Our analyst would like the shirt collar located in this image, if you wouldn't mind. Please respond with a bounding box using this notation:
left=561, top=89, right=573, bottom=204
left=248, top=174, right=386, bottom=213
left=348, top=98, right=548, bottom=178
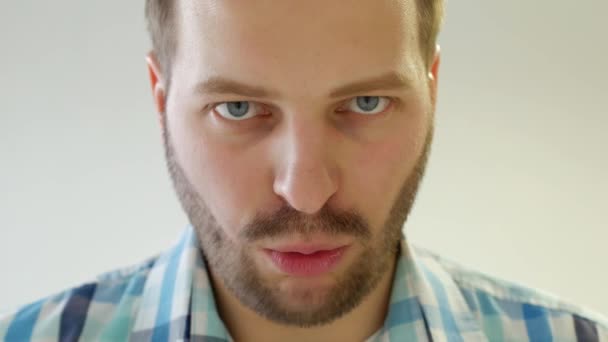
left=132, top=226, right=485, bottom=341
left=131, top=226, right=230, bottom=341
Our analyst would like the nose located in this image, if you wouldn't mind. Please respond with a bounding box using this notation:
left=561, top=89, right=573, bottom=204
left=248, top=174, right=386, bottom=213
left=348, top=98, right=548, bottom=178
left=272, top=116, right=338, bottom=215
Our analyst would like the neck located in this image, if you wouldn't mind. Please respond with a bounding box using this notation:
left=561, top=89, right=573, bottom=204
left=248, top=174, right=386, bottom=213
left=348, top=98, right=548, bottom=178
left=209, top=255, right=398, bottom=342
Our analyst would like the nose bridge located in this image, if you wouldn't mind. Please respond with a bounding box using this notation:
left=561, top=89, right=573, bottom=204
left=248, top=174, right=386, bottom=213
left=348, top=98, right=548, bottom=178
left=288, top=115, right=326, bottom=164
left=273, top=113, right=338, bottom=215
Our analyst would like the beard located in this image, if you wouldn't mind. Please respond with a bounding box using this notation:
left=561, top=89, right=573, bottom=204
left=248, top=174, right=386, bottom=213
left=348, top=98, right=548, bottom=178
left=162, top=119, right=432, bottom=328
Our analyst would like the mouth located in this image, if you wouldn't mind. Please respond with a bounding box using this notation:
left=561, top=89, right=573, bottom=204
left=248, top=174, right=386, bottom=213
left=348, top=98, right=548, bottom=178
left=262, top=244, right=349, bottom=277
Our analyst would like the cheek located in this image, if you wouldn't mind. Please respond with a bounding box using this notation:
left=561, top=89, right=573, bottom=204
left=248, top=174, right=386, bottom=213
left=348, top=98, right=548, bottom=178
left=168, top=109, right=270, bottom=238
left=347, top=111, right=428, bottom=230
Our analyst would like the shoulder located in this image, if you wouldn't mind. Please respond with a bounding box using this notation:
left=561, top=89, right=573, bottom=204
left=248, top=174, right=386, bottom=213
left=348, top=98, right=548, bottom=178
left=413, top=246, right=608, bottom=341
left=0, top=256, right=158, bottom=341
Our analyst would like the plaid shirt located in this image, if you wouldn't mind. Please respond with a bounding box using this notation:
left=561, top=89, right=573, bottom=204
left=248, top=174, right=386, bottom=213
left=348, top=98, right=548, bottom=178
left=1, top=226, right=607, bottom=341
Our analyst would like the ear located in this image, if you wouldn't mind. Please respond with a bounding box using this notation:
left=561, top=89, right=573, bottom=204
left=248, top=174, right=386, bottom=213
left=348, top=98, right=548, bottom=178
left=146, top=52, right=167, bottom=133
left=428, top=44, right=441, bottom=109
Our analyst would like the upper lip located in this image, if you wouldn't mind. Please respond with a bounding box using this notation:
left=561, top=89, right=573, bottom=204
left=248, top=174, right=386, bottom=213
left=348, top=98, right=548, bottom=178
left=264, top=243, right=349, bottom=255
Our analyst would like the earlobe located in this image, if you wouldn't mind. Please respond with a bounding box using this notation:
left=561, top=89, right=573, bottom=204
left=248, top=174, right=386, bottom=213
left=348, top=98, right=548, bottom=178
left=146, top=52, right=167, bottom=135
left=428, top=44, right=441, bottom=82
left=428, top=44, right=441, bottom=106
left=146, top=52, right=167, bottom=114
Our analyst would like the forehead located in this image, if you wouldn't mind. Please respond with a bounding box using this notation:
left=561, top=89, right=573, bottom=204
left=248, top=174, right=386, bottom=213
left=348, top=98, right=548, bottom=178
left=174, top=0, right=422, bottom=97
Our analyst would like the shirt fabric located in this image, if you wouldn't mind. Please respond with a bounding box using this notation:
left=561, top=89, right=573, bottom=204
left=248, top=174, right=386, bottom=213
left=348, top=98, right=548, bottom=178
left=1, top=226, right=607, bottom=341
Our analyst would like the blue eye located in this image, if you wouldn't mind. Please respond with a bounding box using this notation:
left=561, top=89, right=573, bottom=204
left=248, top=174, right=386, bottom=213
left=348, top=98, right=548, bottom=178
left=347, top=96, right=390, bottom=115
left=215, top=101, right=259, bottom=120
left=227, top=102, right=249, bottom=117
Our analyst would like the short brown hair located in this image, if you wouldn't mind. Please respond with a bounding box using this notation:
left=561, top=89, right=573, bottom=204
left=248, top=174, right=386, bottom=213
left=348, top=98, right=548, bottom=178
left=145, top=0, right=444, bottom=87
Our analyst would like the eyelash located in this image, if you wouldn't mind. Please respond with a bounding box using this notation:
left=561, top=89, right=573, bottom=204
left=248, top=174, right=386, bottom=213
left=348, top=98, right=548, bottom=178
left=208, top=96, right=395, bottom=120
left=338, top=97, right=394, bottom=115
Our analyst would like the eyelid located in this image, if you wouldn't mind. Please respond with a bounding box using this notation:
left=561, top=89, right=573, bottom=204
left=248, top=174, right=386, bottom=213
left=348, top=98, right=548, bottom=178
left=208, top=96, right=394, bottom=121
left=339, top=96, right=394, bottom=115
left=212, top=101, right=271, bottom=121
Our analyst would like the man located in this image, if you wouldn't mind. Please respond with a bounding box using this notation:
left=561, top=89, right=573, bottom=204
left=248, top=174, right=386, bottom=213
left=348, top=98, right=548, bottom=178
left=1, top=0, right=607, bottom=341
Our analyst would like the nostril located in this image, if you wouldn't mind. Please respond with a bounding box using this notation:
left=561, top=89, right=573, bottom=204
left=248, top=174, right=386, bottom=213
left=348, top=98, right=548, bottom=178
left=272, top=151, right=338, bottom=216
left=273, top=180, right=332, bottom=215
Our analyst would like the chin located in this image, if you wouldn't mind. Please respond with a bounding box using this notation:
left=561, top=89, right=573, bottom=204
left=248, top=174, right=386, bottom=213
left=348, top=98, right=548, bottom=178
left=274, top=279, right=335, bottom=310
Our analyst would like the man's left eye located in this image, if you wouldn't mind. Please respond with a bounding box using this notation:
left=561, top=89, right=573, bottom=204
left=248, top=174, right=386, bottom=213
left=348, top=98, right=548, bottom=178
left=346, top=96, right=391, bottom=115
left=214, top=101, right=262, bottom=121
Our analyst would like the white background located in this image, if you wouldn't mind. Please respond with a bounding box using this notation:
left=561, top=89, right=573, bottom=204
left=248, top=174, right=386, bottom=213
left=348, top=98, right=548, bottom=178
left=1, top=0, right=607, bottom=316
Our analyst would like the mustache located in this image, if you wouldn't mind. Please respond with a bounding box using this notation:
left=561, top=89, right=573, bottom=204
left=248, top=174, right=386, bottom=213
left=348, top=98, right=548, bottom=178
left=241, top=205, right=371, bottom=242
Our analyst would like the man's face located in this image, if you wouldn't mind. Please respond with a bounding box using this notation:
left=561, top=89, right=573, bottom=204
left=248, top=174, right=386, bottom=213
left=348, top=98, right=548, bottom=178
left=159, top=0, right=436, bottom=327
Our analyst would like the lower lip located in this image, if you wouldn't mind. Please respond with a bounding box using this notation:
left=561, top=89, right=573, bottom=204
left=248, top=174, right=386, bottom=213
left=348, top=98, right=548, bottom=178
left=264, top=247, right=348, bottom=277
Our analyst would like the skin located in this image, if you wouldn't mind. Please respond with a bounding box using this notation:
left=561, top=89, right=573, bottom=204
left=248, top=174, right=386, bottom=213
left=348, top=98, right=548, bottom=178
left=147, top=0, right=440, bottom=340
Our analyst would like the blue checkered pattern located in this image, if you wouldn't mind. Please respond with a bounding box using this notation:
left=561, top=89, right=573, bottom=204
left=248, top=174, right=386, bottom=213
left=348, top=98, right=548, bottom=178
left=1, top=226, right=607, bottom=341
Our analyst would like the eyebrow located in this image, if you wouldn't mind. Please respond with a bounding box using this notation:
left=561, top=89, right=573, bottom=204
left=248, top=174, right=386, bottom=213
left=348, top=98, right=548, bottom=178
left=194, top=77, right=278, bottom=98
left=329, top=72, right=413, bottom=98
left=193, top=71, right=413, bottom=99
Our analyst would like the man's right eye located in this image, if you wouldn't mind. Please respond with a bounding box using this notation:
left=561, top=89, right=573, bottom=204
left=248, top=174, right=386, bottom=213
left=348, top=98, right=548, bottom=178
left=214, top=101, right=263, bottom=121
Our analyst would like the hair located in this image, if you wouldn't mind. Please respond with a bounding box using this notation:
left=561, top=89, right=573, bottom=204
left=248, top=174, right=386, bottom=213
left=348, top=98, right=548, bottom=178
left=145, top=0, right=444, bottom=90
